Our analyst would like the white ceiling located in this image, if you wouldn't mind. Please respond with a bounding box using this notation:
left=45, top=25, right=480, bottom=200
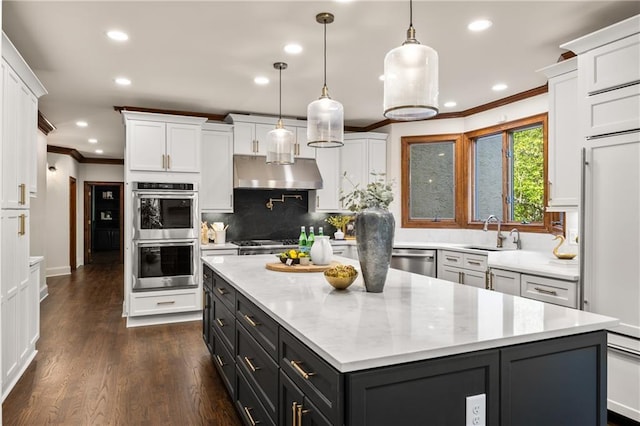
left=3, top=1, right=639, bottom=159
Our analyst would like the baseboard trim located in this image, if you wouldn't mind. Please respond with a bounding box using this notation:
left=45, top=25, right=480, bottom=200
left=46, top=266, right=70, bottom=277
left=126, top=311, right=201, bottom=328
left=39, top=284, right=49, bottom=301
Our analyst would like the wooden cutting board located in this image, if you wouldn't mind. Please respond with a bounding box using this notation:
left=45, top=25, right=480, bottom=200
left=265, top=261, right=339, bottom=273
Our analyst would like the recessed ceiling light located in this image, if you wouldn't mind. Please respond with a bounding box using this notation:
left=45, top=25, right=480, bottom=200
left=468, top=19, right=493, bottom=32
left=254, top=76, right=269, bottom=85
left=106, top=30, right=129, bottom=41
left=115, top=77, right=131, bottom=86
left=76, top=121, right=88, bottom=127
left=379, top=75, right=385, bottom=82
left=492, top=83, right=508, bottom=91
left=95, top=149, right=104, bottom=154
left=88, top=138, right=98, bottom=144
left=444, top=101, right=457, bottom=108
left=284, top=43, right=303, bottom=54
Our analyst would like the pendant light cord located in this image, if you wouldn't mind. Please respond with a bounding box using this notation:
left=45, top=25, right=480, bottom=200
left=323, top=21, right=327, bottom=88
left=278, top=66, right=282, bottom=120
left=409, top=0, right=413, bottom=27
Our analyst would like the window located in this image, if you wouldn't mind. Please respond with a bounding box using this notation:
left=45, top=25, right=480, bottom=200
left=466, top=114, right=549, bottom=230
left=402, top=113, right=559, bottom=233
left=401, top=134, right=464, bottom=228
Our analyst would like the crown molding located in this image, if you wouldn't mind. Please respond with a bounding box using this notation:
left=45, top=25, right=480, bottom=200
left=47, top=145, right=124, bottom=165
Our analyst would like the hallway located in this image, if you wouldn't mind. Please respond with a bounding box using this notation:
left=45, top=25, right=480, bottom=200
left=2, top=259, right=240, bottom=425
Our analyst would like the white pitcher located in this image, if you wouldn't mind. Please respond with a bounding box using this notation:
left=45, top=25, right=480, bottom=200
left=310, top=236, right=333, bottom=265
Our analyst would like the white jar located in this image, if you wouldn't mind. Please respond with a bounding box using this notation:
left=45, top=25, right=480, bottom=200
left=310, top=236, right=333, bottom=265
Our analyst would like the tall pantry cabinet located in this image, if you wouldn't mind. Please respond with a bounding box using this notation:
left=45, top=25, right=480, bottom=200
left=1, top=32, right=47, bottom=401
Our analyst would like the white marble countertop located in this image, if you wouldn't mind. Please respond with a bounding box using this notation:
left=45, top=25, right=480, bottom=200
left=203, top=254, right=615, bottom=373
left=200, top=243, right=238, bottom=251
left=487, top=250, right=579, bottom=281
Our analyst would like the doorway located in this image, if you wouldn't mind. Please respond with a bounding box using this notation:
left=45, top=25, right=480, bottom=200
left=70, top=177, right=77, bottom=271
left=84, top=182, right=124, bottom=264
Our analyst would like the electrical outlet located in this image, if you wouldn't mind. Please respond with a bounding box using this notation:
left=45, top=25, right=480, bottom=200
left=568, top=229, right=579, bottom=246
left=466, top=394, right=486, bottom=426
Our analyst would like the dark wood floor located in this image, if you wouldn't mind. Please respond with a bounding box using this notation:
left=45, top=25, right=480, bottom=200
left=2, top=257, right=241, bottom=425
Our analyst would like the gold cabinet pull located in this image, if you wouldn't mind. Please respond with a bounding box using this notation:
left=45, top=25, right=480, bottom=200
left=468, top=260, right=482, bottom=266
left=215, top=354, right=225, bottom=367
left=297, top=405, right=310, bottom=426
left=488, top=272, right=494, bottom=290
left=534, top=287, right=558, bottom=296
left=292, top=402, right=298, bottom=426
left=255, top=140, right=259, bottom=153
left=19, top=183, right=26, bottom=205
left=216, top=287, right=227, bottom=296
left=18, top=214, right=26, bottom=236
left=243, top=406, right=258, bottom=426
left=215, top=318, right=225, bottom=327
left=244, top=314, right=259, bottom=327
left=156, top=300, right=175, bottom=305
left=167, top=154, right=171, bottom=169
left=290, top=360, right=315, bottom=380
left=445, top=256, right=458, bottom=262
left=244, top=356, right=260, bottom=373
left=316, top=196, right=320, bottom=208
left=162, top=154, right=166, bottom=169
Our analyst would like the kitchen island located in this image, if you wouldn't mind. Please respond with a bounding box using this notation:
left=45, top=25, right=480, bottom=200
left=202, top=254, right=617, bottom=426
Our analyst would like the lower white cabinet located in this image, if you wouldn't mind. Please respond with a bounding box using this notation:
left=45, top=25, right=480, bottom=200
left=520, top=273, right=578, bottom=309
left=331, top=244, right=357, bottom=260
left=1, top=210, right=39, bottom=401
left=129, top=288, right=202, bottom=317
left=488, top=268, right=521, bottom=296
left=607, top=335, right=640, bottom=422
left=438, top=250, right=487, bottom=289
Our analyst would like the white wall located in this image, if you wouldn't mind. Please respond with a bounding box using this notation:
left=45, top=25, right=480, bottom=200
left=382, top=94, right=563, bottom=252
left=45, top=152, right=79, bottom=276
left=30, top=131, right=48, bottom=294
left=77, top=163, right=124, bottom=267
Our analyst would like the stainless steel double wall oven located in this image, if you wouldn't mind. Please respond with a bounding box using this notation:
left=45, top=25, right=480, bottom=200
left=132, top=182, right=198, bottom=292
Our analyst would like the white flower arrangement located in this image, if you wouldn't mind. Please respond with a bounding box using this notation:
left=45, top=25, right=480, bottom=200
left=340, top=172, right=395, bottom=212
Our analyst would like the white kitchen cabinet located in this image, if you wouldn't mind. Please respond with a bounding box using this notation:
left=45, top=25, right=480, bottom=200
left=438, top=250, right=487, bottom=289
left=313, top=146, right=342, bottom=212
left=124, top=111, right=206, bottom=173
left=488, top=268, right=520, bottom=296
left=294, top=127, right=316, bottom=159
left=331, top=244, right=357, bottom=260
left=1, top=210, right=34, bottom=400
left=520, top=273, right=578, bottom=309
left=539, top=58, right=579, bottom=210
left=129, top=288, right=202, bottom=317
left=340, top=133, right=388, bottom=208
left=200, top=123, right=234, bottom=212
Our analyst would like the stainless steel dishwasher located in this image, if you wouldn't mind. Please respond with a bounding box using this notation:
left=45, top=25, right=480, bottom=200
left=390, top=248, right=436, bottom=277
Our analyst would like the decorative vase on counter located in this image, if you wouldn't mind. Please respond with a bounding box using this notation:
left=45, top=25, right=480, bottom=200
left=334, top=229, right=345, bottom=240
left=355, top=207, right=395, bottom=293
left=310, top=236, right=333, bottom=265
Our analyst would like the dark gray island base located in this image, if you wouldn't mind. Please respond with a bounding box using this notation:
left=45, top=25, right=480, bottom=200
left=203, top=263, right=608, bottom=426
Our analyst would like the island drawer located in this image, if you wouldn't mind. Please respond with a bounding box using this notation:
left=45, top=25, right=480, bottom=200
left=212, top=327, right=235, bottom=399
left=520, top=274, right=578, bottom=308
left=236, top=293, right=279, bottom=361
left=236, top=322, right=279, bottom=420
left=236, top=367, right=276, bottom=426
left=203, top=264, right=214, bottom=292
left=280, top=328, right=343, bottom=425
left=213, top=273, right=236, bottom=313
left=129, top=289, right=200, bottom=317
left=212, top=296, right=235, bottom=353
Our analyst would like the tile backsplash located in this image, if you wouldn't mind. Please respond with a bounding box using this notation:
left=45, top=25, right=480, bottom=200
left=202, top=189, right=347, bottom=241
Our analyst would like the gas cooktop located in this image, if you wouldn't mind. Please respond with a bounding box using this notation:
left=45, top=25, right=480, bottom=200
left=231, top=239, right=298, bottom=247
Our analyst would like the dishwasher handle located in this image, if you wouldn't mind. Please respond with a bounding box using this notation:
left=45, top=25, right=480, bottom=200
left=391, top=252, right=435, bottom=260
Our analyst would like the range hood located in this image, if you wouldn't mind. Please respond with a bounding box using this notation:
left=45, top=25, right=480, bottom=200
left=233, top=155, right=323, bottom=190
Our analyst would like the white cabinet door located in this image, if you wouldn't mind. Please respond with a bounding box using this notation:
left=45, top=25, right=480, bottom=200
left=2, top=62, right=27, bottom=209
left=254, top=123, right=272, bottom=156
left=1, top=210, right=29, bottom=392
left=127, top=120, right=166, bottom=171
left=314, top=147, right=341, bottom=212
left=341, top=138, right=368, bottom=193
left=201, top=128, right=234, bottom=212
left=584, top=131, right=640, bottom=337
left=166, top=123, right=200, bottom=173
left=439, top=265, right=463, bottom=284
left=462, top=269, right=487, bottom=289
left=547, top=67, right=579, bottom=209
left=232, top=122, right=256, bottom=155
left=368, top=138, right=387, bottom=181
left=28, top=92, right=38, bottom=195
left=28, top=262, right=40, bottom=347
left=490, top=268, right=520, bottom=296
left=295, top=127, right=316, bottom=159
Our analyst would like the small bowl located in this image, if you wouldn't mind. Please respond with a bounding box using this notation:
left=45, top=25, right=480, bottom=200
left=324, top=270, right=358, bottom=290
left=279, top=256, right=300, bottom=265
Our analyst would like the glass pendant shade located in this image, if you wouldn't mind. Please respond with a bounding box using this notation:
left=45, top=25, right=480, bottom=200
left=307, top=89, right=344, bottom=148
left=266, top=120, right=295, bottom=164
left=384, top=40, right=439, bottom=120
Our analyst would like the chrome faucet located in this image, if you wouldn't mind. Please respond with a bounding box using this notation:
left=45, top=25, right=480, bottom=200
left=509, top=228, right=522, bottom=250
left=483, top=215, right=506, bottom=248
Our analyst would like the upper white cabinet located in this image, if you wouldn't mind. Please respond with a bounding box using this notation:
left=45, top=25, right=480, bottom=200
left=225, top=114, right=314, bottom=158
left=539, top=57, right=579, bottom=210
left=313, top=147, right=342, bottom=212
left=340, top=132, right=388, bottom=204
left=201, top=122, right=234, bottom=212
left=123, top=111, right=207, bottom=173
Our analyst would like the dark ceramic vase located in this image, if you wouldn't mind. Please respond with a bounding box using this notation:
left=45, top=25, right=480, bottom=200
left=355, top=207, right=395, bottom=293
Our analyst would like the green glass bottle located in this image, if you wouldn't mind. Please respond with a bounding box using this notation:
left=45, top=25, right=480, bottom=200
left=308, top=226, right=315, bottom=249
left=298, top=226, right=308, bottom=252
left=318, top=227, right=324, bottom=236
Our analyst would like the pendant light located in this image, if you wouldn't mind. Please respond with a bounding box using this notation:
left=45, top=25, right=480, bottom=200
left=307, top=12, right=344, bottom=148
left=266, top=62, right=295, bottom=165
left=383, top=0, right=439, bottom=120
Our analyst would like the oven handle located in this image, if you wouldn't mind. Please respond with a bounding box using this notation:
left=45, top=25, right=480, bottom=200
left=133, top=191, right=197, bottom=199
left=134, top=239, right=197, bottom=247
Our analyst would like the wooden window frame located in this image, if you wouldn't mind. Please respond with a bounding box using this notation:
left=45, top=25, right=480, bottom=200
left=401, top=134, right=465, bottom=228
left=401, top=113, right=564, bottom=234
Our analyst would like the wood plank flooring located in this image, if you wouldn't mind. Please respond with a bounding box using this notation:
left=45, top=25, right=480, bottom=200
left=2, top=258, right=241, bottom=425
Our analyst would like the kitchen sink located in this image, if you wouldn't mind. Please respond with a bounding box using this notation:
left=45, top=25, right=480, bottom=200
left=466, top=245, right=513, bottom=252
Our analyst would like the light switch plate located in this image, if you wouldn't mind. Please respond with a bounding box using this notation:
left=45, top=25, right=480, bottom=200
left=466, top=393, right=486, bottom=426
left=568, top=229, right=579, bottom=246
